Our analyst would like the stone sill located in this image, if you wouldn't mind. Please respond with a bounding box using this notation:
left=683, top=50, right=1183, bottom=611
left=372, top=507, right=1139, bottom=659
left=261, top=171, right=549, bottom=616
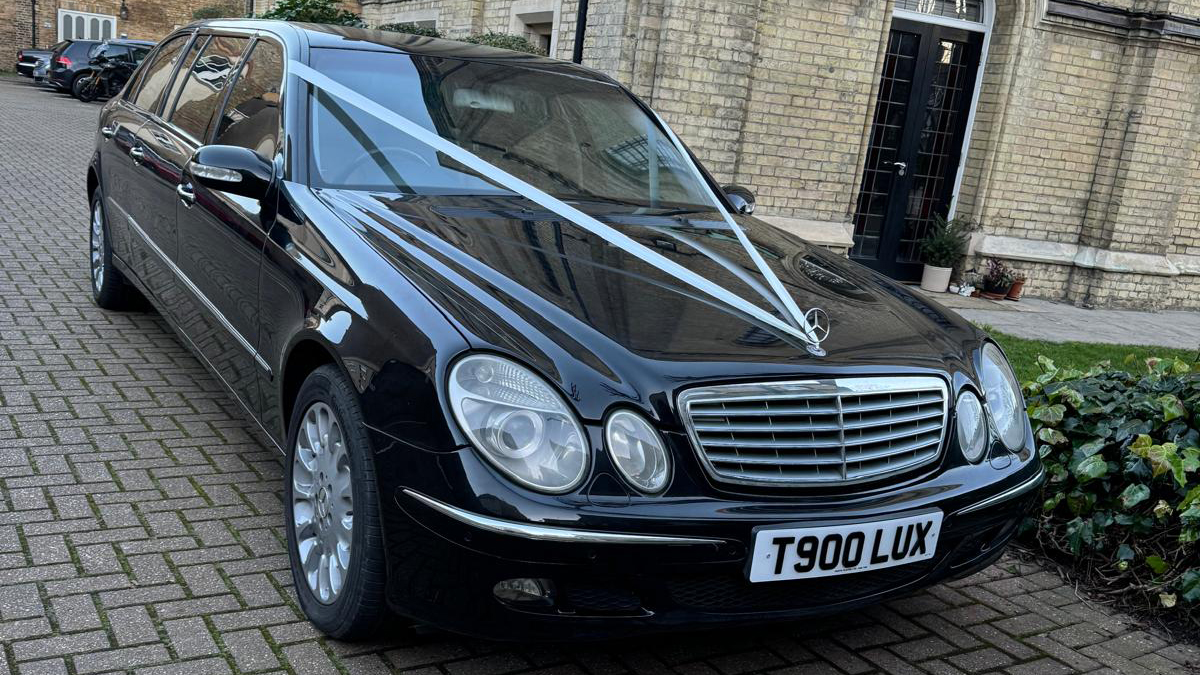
left=970, top=233, right=1200, bottom=277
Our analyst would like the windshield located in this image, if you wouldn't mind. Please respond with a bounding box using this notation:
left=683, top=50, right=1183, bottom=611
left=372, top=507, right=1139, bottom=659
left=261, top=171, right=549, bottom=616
left=308, top=48, right=714, bottom=208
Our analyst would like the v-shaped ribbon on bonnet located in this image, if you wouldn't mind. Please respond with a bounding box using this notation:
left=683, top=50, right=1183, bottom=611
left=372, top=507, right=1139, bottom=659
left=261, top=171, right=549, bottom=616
left=288, top=61, right=829, bottom=354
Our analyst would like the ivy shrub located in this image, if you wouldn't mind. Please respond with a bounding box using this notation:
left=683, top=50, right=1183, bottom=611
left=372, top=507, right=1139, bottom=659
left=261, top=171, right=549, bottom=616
left=192, top=3, right=242, bottom=20
left=377, top=22, right=443, bottom=38
left=1024, top=354, right=1200, bottom=612
left=461, top=32, right=547, bottom=55
left=259, top=0, right=364, bottom=26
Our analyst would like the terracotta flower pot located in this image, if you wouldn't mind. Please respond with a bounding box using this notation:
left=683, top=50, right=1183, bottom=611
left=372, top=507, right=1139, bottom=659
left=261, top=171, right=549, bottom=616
left=1006, top=280, right=1025, bottom=301
left=919, top=264, right=953, bottom=293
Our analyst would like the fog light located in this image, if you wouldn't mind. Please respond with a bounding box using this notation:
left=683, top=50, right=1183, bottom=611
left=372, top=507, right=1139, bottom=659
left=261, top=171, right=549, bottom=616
left=493, top=578, right=554, bottom=606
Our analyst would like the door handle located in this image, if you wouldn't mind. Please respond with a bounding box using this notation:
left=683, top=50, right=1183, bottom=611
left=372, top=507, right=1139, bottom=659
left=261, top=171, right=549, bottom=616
left=129, top=145, right=144, bottom=163
left=177, top=182, right=196, bottom=207
left=100, top=123, right=117, bottom=139
left=889, top=161, right=908, bottom=177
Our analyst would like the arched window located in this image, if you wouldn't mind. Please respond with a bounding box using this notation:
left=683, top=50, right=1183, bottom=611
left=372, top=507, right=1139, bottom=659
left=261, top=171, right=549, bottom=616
left=58, top=9, right=119, bottom=41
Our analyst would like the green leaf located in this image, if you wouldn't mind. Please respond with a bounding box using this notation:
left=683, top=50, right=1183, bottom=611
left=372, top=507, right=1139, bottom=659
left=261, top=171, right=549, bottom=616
left=1076, top=438, right=1107, bottom=457
left=1030, top=404, right=1067, bottom=424
left=1179, top=570, right=1200, bottom=603
left=1146, top=555, right=1169, bottom=575
left=1116, top=543, right=1135, bottom=561
left=1183, top=447, right=1200, bottom=474
left=1037, top=428, right=1068, bottom=446
left=1159, top=394, right=1186, bottom=422
left=1179, top=485, right=1200, bottom=511
left=1072, top=454, right=1108, bottom=483
left=1119, top=484, right=1151, bottom=510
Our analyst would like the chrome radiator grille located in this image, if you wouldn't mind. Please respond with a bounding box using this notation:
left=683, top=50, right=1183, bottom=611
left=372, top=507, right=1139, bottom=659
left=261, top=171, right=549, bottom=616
left=678, top=377, right=948, bottom=486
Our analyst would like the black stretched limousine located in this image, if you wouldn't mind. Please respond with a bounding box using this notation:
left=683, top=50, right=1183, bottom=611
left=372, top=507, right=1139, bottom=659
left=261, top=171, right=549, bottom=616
left=87, top=19, right=1042, bottom=640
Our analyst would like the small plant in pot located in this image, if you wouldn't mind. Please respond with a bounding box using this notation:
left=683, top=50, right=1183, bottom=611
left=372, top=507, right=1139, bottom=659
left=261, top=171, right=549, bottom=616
left=980, top=258, right=1016, bottom=299
left=918, top=215, right=974, bottom=293
left=1005, top=272, right=1027, bottom=301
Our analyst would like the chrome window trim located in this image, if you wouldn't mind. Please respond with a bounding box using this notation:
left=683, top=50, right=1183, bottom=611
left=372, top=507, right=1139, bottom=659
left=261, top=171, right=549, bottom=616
left=677, top=376, right=950, bottom=487
left=110, top=197, right=272, bottom=374
left=403, top=489, right=724, bottom=545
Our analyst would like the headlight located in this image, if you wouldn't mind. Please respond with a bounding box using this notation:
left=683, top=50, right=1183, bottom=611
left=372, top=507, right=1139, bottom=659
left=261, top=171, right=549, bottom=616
left=956, top=391, right=987, bottom=463
left=979, top=343, right=1026, bottom=451
left=604, top=410, right=670, bottom=494
left=448, top=354, right=589, bottom=493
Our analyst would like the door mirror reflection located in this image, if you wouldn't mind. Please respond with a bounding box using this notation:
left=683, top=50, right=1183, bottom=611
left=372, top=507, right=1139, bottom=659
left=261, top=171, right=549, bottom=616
left=722, top=184, right=756, bottom=214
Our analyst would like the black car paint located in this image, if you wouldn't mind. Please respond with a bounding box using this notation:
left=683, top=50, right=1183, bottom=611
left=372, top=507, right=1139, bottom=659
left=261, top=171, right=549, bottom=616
left=90, top=20, right=1041, bottom=638
left=16, top=49, right=51, bottom=76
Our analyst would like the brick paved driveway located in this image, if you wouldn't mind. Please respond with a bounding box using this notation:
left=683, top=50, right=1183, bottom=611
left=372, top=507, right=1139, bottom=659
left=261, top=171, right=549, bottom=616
left=1, top=74, right=1197, bottom=675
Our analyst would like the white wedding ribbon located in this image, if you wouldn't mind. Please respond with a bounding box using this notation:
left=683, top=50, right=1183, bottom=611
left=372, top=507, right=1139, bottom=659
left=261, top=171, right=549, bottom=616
left=289, top=61, right=822, bottom=349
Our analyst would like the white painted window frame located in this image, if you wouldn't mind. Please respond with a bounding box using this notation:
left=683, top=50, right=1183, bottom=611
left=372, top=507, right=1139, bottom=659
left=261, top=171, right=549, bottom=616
left=892, top=0, right=994, bottom=218
left=57, top=8, right=118, bottom=41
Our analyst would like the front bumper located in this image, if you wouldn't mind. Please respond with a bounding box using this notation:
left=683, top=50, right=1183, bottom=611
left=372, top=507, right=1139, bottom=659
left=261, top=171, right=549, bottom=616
left=378, top=430, right=1042, bottom=640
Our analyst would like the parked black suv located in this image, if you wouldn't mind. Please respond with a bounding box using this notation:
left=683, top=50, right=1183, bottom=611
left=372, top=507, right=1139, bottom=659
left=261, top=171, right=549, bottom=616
left=48, top=38, right=153, bottom=96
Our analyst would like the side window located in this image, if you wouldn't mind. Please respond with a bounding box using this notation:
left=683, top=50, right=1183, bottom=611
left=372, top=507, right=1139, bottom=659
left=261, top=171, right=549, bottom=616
left=168, top=36, right=250, bottom=141
left=162, top=36, right=209, bottom=122
left=213, top=41, right=284, bottom=159
left=131, top=47, right=150, bottom=65
left=106, top=45, right=130, bottom=62
left=131, top=34, right=190, bottom=113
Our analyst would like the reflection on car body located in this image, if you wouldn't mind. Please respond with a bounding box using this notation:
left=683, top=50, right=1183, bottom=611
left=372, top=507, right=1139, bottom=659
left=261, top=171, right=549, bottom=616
left=87, top=19, right=1041, bottom=641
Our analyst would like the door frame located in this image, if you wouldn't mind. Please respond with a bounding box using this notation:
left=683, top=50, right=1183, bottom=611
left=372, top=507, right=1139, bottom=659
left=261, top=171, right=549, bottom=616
left=891, top=1, right=994, bottom=218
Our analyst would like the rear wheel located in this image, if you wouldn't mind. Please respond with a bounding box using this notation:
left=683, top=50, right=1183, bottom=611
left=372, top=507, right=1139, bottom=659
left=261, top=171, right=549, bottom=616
left=89, top=192, right=139, bottom=310
left=285, top=365, right=388, bottom=640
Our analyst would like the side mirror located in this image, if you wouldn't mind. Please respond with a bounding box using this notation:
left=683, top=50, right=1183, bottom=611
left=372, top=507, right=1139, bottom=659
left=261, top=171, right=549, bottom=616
left=722, top=184, right=756, bottom=214
left=187, top=145, right=273, bottom=200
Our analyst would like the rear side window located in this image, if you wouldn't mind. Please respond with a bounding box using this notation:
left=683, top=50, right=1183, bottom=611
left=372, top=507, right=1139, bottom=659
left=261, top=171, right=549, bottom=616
left=168, top=36, right=251, bottom=141
left=131, top=34, right=190, bottom=113
left=212, top=40, right=284, bottom=159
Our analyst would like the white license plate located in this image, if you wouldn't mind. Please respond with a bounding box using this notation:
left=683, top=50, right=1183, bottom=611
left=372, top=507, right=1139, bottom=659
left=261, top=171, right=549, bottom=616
left=748, top=511, right=943, bottom=582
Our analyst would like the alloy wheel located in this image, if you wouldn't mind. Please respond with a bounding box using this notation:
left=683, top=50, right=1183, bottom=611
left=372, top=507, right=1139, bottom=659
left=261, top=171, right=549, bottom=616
left=292, top=401, right=354, bottom=604
left=90, top=201, right=104, bottom=293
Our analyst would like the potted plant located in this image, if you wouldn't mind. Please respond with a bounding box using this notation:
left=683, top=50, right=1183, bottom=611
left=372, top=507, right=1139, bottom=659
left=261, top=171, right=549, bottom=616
left=1006, top=272, right=1027, bottom=301
left=981, top=258, right=1016, bottom=299
left=918, top=215, right=974, bottom=293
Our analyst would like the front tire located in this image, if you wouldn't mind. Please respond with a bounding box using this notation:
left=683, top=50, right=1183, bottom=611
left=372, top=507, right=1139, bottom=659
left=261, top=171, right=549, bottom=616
left=71, top=72, right=92, bottom=99
left=285, top=365, right=388, bottom=640
left=89, top=192, right=139, bottom=310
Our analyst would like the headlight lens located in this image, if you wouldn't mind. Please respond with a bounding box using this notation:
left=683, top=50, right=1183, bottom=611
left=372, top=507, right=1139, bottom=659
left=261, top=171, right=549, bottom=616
left=448, top=354, right=589, bottom=493
left=604, top=410, right=670, bottom=494
left=980, top=342, right=1026, bottom=451
left=956, top=391, right=987, bottom=463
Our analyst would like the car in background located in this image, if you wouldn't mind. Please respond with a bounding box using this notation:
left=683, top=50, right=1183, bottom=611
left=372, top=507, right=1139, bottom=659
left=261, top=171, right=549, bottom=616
left=48, top=38, right=153, bottom=97
left=16, top=47, right=52, bottom=77
left=32, top=57, right=49, bottom=83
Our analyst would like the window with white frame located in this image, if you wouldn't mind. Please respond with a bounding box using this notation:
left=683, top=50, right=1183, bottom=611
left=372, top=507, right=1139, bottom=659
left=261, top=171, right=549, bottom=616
left=58, top=9, right=116, bottom=41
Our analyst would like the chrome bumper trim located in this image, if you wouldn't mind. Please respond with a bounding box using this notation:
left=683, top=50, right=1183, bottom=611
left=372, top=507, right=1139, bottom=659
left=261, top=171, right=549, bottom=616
left=954, top=465, right=1045, bottom=517
left=403, top=489, right=724, bottom=545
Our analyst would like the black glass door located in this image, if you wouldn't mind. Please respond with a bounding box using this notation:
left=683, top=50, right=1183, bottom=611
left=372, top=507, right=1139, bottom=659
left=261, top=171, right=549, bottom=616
left=851, top=19, right=982, bottom=280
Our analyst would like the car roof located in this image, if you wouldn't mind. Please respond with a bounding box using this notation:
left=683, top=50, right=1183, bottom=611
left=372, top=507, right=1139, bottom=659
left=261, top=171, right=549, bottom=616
left=191, top=19, right=614, bottom=83
left=106, top=39, right=155, bottom=45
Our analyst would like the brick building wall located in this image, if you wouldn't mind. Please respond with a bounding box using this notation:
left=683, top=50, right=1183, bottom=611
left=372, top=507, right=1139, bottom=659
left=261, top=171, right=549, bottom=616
left=358, top=0, right=1200, bottom=309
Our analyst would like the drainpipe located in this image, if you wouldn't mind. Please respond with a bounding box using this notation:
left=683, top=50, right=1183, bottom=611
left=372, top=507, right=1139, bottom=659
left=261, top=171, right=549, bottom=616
left=571, top=0, right=588, bottom=63
left=31, top=0, right=37, bottom=49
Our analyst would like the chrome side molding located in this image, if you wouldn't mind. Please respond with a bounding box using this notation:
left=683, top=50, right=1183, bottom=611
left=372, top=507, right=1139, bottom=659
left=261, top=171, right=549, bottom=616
left=402, top=489, right=724, bottom=545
